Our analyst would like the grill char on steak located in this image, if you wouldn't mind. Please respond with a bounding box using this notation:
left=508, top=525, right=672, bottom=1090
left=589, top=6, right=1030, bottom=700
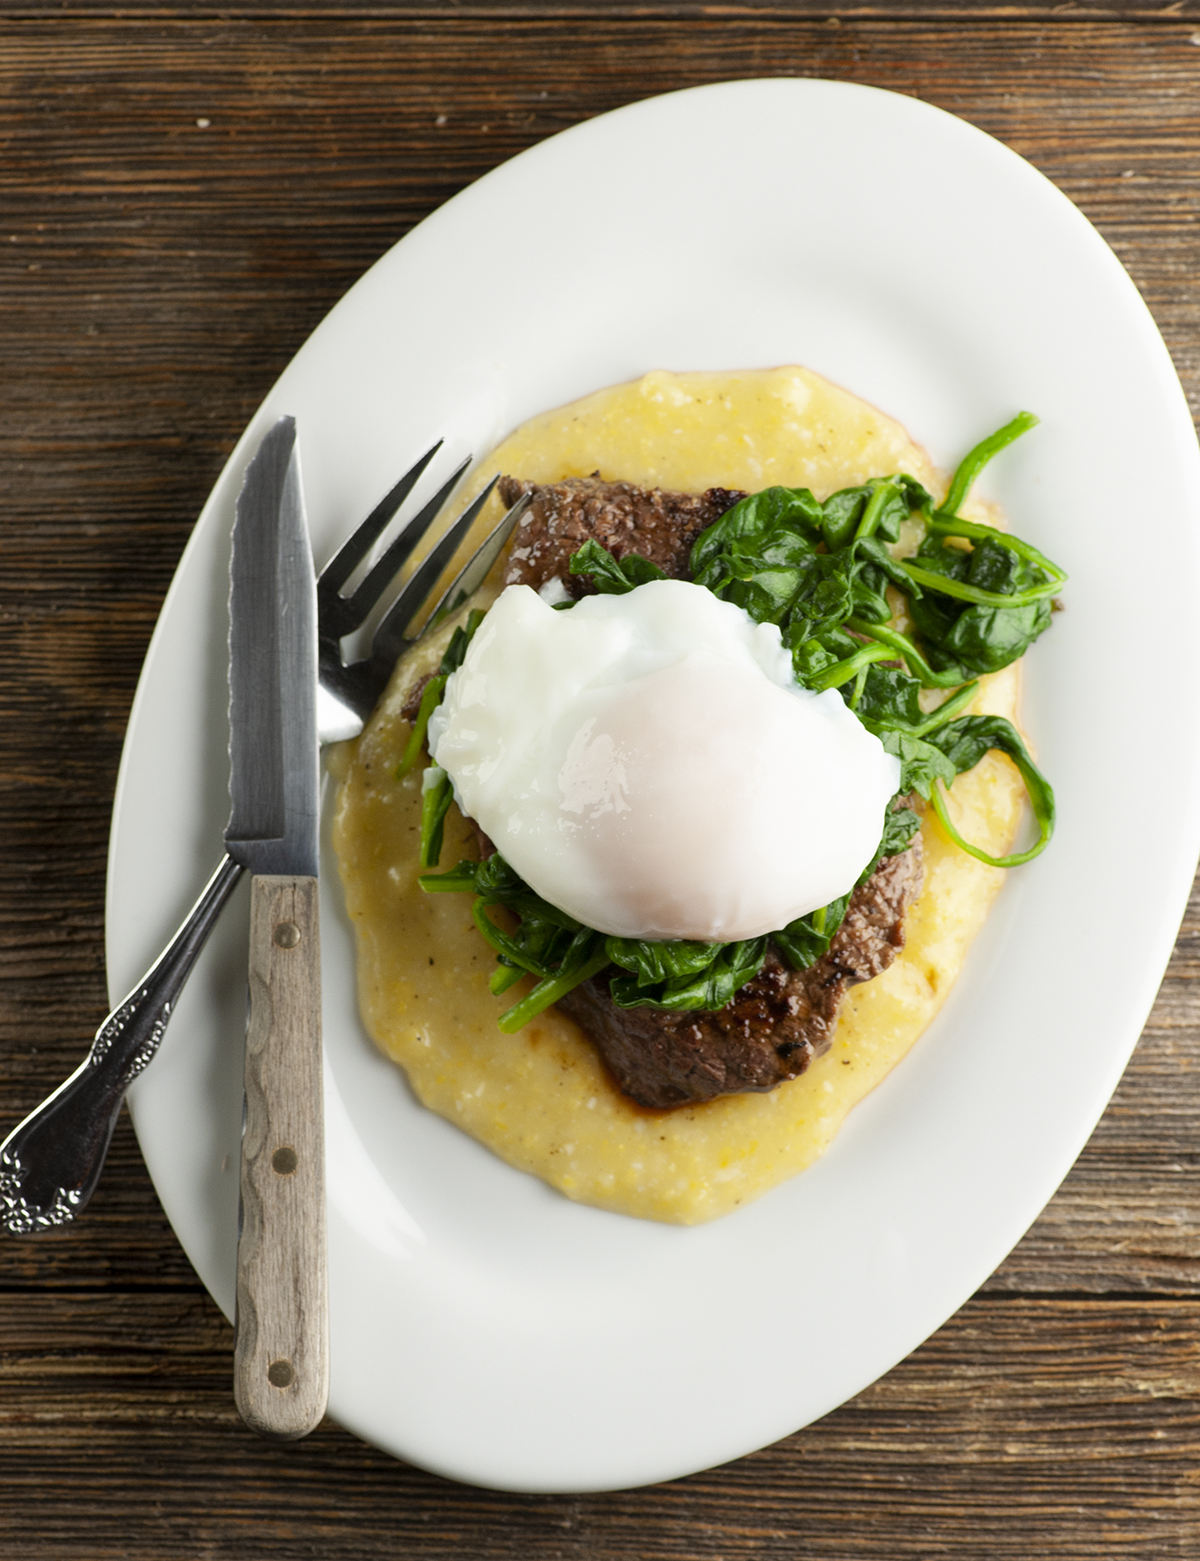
left=472, top=474, right=925, bottom=1109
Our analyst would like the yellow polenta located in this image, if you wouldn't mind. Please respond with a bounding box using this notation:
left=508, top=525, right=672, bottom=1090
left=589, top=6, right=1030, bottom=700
left=330, top=368, right=1026, bottom=1224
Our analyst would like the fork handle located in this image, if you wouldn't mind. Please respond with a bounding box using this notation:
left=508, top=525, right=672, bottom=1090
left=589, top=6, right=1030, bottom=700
left=234, top=875, right=328, bottom=1440
left=0, top=854, right=245, bottom=1236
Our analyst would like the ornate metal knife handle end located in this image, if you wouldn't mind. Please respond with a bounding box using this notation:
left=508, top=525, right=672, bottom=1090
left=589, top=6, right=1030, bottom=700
left=0, top=854, right=245, bottom=1237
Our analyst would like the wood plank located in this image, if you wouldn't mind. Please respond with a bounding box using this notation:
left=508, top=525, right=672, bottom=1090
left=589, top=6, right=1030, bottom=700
left=7, top=2, right=1200, bottom=18
left=1, top=1293, right=1199, bottom=1556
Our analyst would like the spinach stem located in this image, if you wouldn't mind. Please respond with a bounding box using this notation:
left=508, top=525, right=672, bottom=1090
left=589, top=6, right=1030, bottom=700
left=418, top=864, right=479, bottom=893
left=472, top=900, right=548, bottom=978
left=489, top=963, right=525, bottom=996
left=899, top=561, right=1060, bottom=607
left=931, top=780, right=1052, bottom=868
left=498, top=946, right=612, bottom=1033
left=926, top=513, right=1067, bottom=586
left=909, top=682, right=980, bottom=737
left=398, top=674, right=448, bottom=777
left=418, top=768, right=454, bottom=869
left=942, top=411, right=1039, bottom=516
left=809, top=640, right=894, bottom=692
left=854, top=478, right=900, bottom=543
left=844, top=618, right=966, bottom=687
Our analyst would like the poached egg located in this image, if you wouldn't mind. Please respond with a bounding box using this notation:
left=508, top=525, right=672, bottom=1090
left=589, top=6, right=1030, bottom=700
left=428, top=579, right=900, bottom=942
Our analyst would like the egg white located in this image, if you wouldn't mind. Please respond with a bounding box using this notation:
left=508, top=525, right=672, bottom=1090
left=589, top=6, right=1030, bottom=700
left=428, top=580, right=900, bottom=942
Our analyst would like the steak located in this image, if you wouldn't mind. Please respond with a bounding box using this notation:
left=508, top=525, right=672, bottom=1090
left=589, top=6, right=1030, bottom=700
left=497, top=474, right=746, bottom=599
left=474, top=474, right=923, bottom=1108
left=557, top=842, right=923, bottom=1109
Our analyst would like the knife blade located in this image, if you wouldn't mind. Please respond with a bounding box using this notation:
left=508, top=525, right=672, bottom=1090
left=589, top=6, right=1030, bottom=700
left=226, top=415, right=328, bottom=1441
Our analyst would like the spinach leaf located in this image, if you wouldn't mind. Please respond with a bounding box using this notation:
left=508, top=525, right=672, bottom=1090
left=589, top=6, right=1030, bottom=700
left=819, top=486, right=870, bottom=551
left=938, top=533, right=1053, bottom=671
left=894, top=412, right=1066, bottom=673
left=721, top=545, right=822, bottom=627
left=856, top=533, right=921, bottom=598
left=925, top=510, right=1066, bottom=582
left=905, top=538, right=975, bottom=668
left=943, top=596, right=1052, bottom=674
left=820, top=474, right=932, bottom=549
left=873, top=729, right=958, bottom=800
left=854, top=664, right=924, bottom=728
left=900, top=558, right=1059, bottom=611
left=685, top=484, right=926, bottom=634
left=787, top=626, right=859, bottom=682
left=785, top=546, right=905, bottom=650
left=468, top=850, right=584, bottom=928
left=783, top=552, right=856, bottom=642
left=805, top=637, right=895, bottom=694
left=909, top=534, right=1053, bottom=673
left=688, top=475, right=933, bottom=667
left=421, top=851, right=765, bottom=1024
left=775, top=895, right=851, bottom=970
left=421, top=774, right=928, bottom=1021
left=690, top=485, right=824, bottom=576
left=569, top=539, right=668, bottom=594
left=872, top=803, right=923, bottom=865
left=690, top=491, right=824, bottom=625
left=604, top=937, right=727, bottom=988
left=608, top=937, right=769, bottom=1012
left=852, top=477, right=919, bottom=545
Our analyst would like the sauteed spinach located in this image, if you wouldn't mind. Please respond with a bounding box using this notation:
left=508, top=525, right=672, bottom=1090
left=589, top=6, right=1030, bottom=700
left=417, top=414, right=1063, bottom=1029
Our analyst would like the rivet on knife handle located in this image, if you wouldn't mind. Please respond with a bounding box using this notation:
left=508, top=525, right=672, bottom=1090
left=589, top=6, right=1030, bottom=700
left=234, top=875, right=328, bottom=1439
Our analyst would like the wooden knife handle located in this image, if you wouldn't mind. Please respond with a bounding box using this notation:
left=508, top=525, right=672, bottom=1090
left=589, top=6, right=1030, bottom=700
left=233, top=875, right=329, bottom=1440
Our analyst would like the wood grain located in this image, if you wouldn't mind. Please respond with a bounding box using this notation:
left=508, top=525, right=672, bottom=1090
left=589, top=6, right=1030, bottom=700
left=1, top=8, right=1199, bottom=1556
left=234, top=876, right=327, bottom=1441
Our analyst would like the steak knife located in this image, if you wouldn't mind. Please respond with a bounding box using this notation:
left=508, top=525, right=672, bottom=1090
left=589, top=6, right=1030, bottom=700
left=226, top=415, right=328, bottom=1440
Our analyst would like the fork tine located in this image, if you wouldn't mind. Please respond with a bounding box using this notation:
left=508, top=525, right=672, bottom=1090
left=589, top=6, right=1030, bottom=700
left=321, top=477, right=523, bottom=736
left=368, top=477, right=501, bottom=667
left=424, top=491, right=530, bottom=632
left=329, top=457, right=471, bottom=638
left=318, top=441, right=442, bottom=596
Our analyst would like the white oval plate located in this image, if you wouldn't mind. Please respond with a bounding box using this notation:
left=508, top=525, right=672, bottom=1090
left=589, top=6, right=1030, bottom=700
left=110, top=79, right=1200, bottom=1492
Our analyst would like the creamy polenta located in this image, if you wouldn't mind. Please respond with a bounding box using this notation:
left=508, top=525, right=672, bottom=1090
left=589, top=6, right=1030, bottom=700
left=330, top=367, right=1026, bottom=1224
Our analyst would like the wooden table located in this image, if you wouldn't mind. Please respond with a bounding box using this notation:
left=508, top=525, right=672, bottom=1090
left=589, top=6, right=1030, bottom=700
left=3, top=5, right=1199, bottom=1555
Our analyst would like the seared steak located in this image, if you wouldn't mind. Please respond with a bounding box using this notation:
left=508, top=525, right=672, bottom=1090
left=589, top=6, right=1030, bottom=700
left=497, top=474, right=745, bottom=599
left=454, top=473, right=924, bottom=1107
left=557, top=842, right=923, bottom=1109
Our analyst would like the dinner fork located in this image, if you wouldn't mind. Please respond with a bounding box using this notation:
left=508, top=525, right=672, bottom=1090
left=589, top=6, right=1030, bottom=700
left=0, top=443, right=526, bottom=1236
